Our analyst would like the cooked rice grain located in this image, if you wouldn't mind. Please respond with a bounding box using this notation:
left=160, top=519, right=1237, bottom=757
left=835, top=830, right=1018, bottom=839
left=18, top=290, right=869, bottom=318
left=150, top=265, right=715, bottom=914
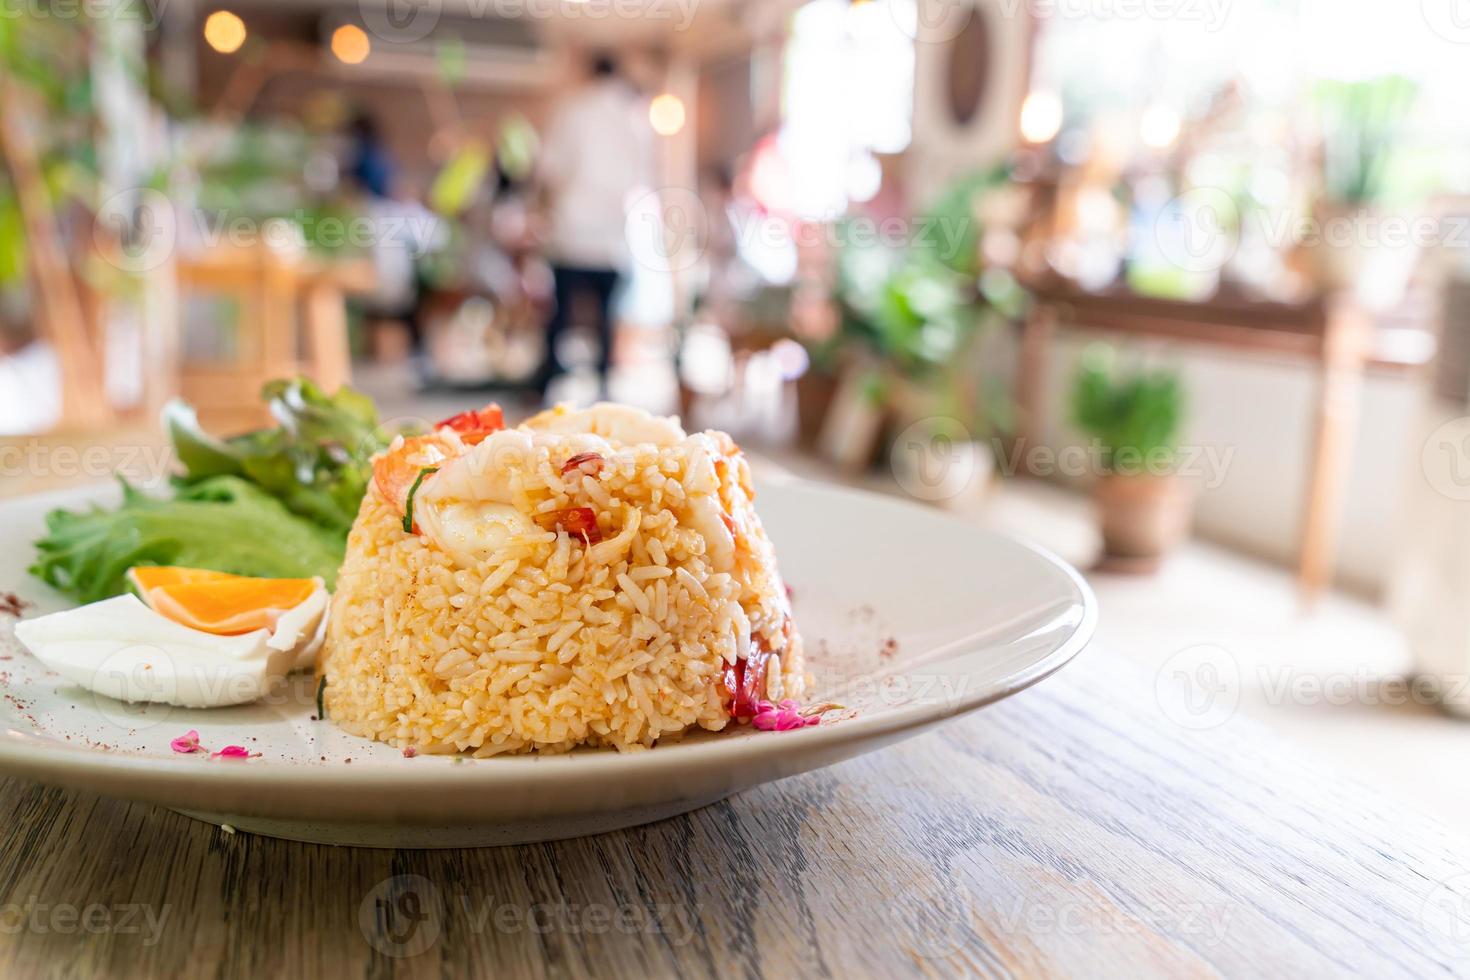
left=320, top=435, right=804, bottom=755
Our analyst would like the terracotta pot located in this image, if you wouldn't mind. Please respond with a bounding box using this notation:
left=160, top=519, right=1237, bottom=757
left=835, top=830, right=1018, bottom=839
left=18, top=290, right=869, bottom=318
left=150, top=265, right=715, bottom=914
left=1303, top=201, right=1416, bottom=305
left=1303, top=205, right=1371, bottom=294
left=1093, top=473, right=1191, bottom=571
left=795, top=369, right=839, bottom=449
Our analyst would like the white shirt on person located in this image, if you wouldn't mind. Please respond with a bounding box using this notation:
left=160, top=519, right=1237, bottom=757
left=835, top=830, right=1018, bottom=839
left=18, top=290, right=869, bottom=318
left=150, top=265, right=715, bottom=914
left=539, top=78, right=654, bottom=271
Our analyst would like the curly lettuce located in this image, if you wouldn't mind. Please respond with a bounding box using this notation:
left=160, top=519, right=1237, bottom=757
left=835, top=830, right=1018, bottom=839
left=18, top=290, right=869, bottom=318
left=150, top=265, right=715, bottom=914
left=30, top=378, right=404, bottom=603
left=165, top=377, right=394, bottom=535
left=29, top=476, right=348, bottom=604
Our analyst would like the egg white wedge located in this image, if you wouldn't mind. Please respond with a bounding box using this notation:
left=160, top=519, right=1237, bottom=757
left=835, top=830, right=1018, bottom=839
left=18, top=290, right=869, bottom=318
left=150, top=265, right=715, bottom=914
left=261, top=579, right=330, bottom=672
left=12, top=595, right=296, bottom=708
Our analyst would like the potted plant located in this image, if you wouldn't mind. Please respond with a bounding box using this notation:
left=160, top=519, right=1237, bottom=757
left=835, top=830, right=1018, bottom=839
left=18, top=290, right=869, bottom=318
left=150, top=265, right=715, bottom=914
left=1070, top=346, right=1190, bottom=572
left=1308, top=75, right=1417, bottom=297
left=819, top=167, right=1024, bottom=490
left=826, top=244, right=993, bottom=480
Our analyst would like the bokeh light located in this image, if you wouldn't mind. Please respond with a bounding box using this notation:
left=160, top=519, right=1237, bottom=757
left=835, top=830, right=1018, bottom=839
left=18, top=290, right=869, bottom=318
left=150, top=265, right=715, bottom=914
left=1140, top=105, right=1182, bottom=150
left=202, top=11, right=246, bottom=55
left=1019, top=91, right=1063, bottom=144
left=649, top=94, right=686, bottom=137
left=331, top=24, right=371, bottom=65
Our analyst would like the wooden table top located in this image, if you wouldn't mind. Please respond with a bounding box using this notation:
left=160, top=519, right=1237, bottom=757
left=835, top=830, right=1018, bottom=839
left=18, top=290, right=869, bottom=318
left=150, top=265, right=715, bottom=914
left=0, top=651, right=1466, bottom=979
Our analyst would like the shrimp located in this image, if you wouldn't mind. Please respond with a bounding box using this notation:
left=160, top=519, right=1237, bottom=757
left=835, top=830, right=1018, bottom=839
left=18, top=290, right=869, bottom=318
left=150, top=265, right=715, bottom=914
left=371, top=433, right=461, bottom=512
left=681, top=433, right=738, bottom=572
left=523, top=403, right=685, bottom=448
left=372, top=401, right=725, bottom=570
left=415, top=428, right=530, bottom=506
left=370, top=402, right=506, bottom=512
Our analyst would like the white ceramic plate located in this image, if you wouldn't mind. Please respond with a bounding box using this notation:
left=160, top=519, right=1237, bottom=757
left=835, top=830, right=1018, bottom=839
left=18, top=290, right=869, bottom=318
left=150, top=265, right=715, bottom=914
left=0, top=478, right=1095, bottom=847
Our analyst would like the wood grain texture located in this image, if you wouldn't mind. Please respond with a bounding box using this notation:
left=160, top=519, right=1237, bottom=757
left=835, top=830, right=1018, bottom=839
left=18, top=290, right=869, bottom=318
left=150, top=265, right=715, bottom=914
left=0, top=654, right=1466, bottom=980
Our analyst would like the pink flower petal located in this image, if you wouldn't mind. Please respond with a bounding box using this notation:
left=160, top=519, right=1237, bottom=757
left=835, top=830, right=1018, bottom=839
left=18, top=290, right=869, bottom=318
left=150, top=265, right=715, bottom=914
left=749, top=698, right=823, bottom=732
left=170, top=730, right=202, bottom=754
left=210, top=745, right=253, bottom=759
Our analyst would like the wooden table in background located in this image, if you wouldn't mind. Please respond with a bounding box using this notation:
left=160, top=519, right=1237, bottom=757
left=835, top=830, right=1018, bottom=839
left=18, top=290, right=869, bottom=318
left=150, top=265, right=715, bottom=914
left=176, top=249, right=376, bottom=432
left=1015, top=283, right=1377, bottom=602
left=0, top=653, right=1465, bottom=978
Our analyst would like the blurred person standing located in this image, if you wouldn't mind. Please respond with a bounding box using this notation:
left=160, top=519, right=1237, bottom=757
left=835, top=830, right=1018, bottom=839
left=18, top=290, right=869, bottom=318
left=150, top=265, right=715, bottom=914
left=535, top=54, right=654, bottom=397
left=347, top=112, right=396, bottom=201
left=346, top=112, right=444, bottom=385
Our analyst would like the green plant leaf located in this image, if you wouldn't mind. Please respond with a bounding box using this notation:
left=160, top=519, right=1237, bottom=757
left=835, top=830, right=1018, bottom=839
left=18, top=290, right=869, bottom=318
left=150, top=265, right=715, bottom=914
left=1070, top=345, right=1185, bottom=471
left=29, top=477, right=347, bottom=604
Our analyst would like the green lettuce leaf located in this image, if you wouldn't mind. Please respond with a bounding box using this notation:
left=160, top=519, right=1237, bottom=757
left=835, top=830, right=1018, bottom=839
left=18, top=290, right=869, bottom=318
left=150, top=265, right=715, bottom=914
left=164, top=377, right=400, bottom=536
left=29, top=476, right=347, bottom=604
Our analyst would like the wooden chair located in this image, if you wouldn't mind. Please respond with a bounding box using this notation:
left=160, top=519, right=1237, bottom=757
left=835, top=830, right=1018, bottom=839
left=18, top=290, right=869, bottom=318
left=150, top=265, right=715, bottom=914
left=175, top=246, right=373, bottom=433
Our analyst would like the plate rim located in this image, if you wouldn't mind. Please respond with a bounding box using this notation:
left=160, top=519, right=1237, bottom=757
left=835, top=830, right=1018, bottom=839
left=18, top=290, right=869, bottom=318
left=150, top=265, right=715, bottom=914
left=0, top=478, right=1097, bottom=794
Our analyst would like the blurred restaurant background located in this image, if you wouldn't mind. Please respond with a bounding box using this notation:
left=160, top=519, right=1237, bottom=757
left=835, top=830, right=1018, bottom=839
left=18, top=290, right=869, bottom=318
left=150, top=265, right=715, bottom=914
left=6, top=0, right=1470, bottom=817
